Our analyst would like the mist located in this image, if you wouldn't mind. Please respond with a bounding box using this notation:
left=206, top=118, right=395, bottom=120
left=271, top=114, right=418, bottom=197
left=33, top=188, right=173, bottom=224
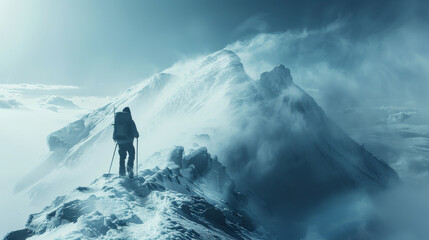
left=227, top=18, right=429, bottom=184
left=222, top=16, right=429, bottom=238
left=0, top=86, right=109, bottom=234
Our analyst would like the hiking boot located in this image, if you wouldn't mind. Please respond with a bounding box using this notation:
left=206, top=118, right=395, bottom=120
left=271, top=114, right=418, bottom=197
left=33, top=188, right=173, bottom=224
left=127, top=166, right=134, bottom=178
left=119, top=171, right=126, bottom=176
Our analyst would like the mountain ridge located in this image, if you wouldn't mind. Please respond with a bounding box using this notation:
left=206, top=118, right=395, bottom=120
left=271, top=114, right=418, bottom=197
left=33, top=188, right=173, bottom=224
left=5, top=146, right=268, bottom=240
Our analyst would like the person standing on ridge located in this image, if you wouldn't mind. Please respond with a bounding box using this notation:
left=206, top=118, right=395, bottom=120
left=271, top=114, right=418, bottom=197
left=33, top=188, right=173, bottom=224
left=113, top=107, right=139, bottom=178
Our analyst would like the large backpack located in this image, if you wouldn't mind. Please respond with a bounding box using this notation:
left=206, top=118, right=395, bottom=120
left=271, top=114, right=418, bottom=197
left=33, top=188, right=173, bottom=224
left=113, top=112, right=132, bottom=141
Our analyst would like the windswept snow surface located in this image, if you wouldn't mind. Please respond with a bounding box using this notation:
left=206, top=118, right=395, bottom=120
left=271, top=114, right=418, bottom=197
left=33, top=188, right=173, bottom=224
left=13, top=49, right=399, bottom=238
left=5, top=147, right=266, bottom=240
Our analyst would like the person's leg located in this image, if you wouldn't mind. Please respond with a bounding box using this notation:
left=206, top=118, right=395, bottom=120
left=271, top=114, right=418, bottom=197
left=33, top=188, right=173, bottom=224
left=126, top=142, right=135, bottom=177
left=118, top=144, right=127, bottom=176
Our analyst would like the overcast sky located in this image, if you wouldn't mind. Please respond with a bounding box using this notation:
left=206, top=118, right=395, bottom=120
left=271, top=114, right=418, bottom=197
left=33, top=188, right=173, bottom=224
left=1, top=0, right=427, bottom=96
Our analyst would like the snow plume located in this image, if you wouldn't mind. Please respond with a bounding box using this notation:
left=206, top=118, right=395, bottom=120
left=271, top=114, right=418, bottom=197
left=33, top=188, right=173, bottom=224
left=226, top=20, right=429, bottom=128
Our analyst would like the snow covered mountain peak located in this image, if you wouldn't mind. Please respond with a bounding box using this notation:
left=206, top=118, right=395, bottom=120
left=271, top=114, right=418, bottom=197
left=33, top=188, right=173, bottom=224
left=257, top=63, right=294, bottom=98
left=201, top=49, right=243, bottom=69
left=10, top=48, right=399, bottom=239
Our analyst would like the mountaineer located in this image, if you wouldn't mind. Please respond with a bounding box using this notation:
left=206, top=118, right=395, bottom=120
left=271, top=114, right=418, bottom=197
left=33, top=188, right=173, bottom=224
left=113, top=107, right=139, bottom=178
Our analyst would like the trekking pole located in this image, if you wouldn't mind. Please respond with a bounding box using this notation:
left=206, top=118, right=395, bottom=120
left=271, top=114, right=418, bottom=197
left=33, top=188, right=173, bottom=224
left=136, top=138, right=139, bottom=176
left=108, top=143, right=118, bottom=174
left=108, top=106, right=117, bottom=175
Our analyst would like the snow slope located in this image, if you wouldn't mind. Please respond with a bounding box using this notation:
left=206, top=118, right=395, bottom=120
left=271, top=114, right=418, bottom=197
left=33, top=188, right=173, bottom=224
left=5, top=147, right=266, bottom=240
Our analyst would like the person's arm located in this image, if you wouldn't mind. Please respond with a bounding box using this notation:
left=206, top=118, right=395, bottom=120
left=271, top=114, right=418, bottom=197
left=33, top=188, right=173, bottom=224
left=132, top=120, right=139, bottom=138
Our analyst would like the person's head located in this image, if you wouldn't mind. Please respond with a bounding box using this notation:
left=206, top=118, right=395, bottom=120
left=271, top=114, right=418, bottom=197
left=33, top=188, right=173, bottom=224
left=123, top=107, right=130, bottom=113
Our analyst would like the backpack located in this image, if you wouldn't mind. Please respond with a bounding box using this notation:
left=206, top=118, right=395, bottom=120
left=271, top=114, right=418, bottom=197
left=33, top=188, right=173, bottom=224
left=113, top=112, right=132, bottom=141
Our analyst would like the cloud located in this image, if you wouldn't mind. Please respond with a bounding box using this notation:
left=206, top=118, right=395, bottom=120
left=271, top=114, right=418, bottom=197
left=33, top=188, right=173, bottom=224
left=379, top=106, right=417, bottom=123
left=0, top=99, right=23, bottom=109
left=361, top=123, right=429, bottom=182
left=39, top=96, right=80, bottom=112
left=300, top=181, right=429, bottom=240
left=0, top=84, right=111, bottom=112
left=0, top=84, right=79, bottom=91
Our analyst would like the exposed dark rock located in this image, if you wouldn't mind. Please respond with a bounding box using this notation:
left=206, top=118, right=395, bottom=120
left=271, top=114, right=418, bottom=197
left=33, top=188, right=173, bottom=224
left=169, top=146, right=184, bottom=168
left=76, top=186, right=90, bottom=192
left=3, top=229, right=34, bottom=240
left=203, top=207, right=226, bottom=226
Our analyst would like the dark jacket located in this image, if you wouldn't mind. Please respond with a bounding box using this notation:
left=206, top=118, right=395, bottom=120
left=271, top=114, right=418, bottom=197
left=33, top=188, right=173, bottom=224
left=116, top=119, right=139, bottom=144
